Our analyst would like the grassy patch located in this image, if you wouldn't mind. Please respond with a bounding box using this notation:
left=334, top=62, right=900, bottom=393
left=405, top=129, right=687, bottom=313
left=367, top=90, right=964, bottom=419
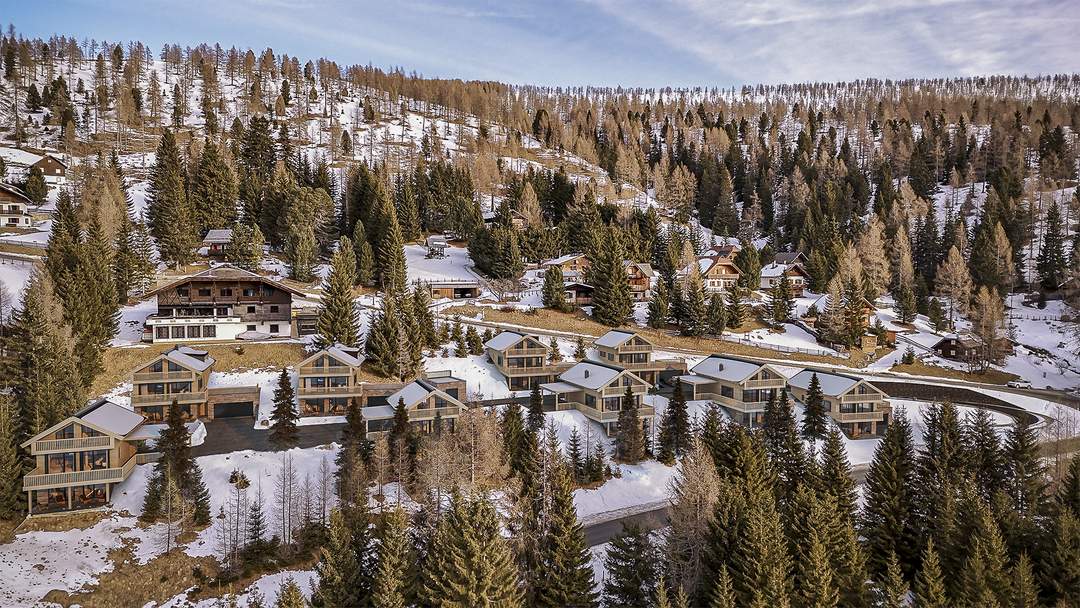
left=95, top=342, right=309, bottom=396
left=444, top=305, right=852, bottom=366
left=889, top=360, right=1019, bottom=385
left=0, top=241, right=45, bottom=257
left=45, top=541, right=220, bottom=608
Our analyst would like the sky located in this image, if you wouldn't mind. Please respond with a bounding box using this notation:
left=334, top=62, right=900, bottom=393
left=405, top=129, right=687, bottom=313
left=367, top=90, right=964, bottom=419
left=7, top=0, right=1080, bottom=88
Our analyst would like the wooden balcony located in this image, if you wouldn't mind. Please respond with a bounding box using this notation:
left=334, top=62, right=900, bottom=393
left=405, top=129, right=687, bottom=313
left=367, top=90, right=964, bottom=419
left=135, top=452, right=162, bottom=465
left=500, top=363, right=564, bottom=376
left=133, top=371, right=196, bottom=382
left=410, top=406, right=466, bottom=420
left=32, top=435, right=112, bottom=454
left=506, top=347, right=549, bottom=357
left=568, top=402, right=655, bottom=423
left=131, top=392, right=206, bottom=406
left=833, top=410, right=885, bottom=423
left=298, top=366, right=354, bottom=377
left=745, top=378, right=786, bottom=390
left=841, top=394, right=883, bottom=404
left=712, top=395, right=769, bottom=413
left=616, top=345, right=653, bottom=354
left=601, top=385, right=646, bottom=397
left=298, top=385, right=362, bottom=397
left=23, top=456, right=137, bottom=490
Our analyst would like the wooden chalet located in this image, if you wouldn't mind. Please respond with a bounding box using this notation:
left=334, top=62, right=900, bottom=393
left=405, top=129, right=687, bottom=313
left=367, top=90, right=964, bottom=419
left=677, top=355, right=787, bottom=427
left=485, top=331, right=573, bottom=390
left=427, top=279, right=481, bottom=300
left=695, top=257, right=741, bottom=294
left=362, top=371, right=468, bottom=434
left=759, top=261, right=810, bottom=295
left=296, top=344, right=365, bottom=416
left=201, top=229, right=233, bottom=259
left=564, top=281, right=594, bottom=306
left=142, top=265, right=307, bottom=343
left=788, top=370, right=891, bottom=438
left=540, top=361, right=654, bottom=436
left=592, top=330, right=687, bottom=386
left=542, top=253, right=590, bottom=280
left=0, top=182, right=33, bottom=228
left=624, top=261, right=656, bottom=301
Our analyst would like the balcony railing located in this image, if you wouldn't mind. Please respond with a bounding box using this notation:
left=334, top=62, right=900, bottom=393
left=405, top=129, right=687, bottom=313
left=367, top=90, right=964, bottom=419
left=131, top=392, right=206, bottom=406
left=567, top=402, right=655, bottom=423
left=298, top=366, right=353, bottom=377
left=32, top=435, right=112, bottom=454
left=601, top=385, right=645, bottom=397
left=133, top=371, right=195, bottom=382
left=745, top=378, right=785, bottom=389
left=711, top=396, right=769, bottom=413
left=298, top=385, right=362, bottom=396
left=23, top=456, right=137, bottom=490
left=409, top=406, right=466, bottom=420
left=505, top=347, right=549, bottom=357
left=501, top=363, right=563, bottom=376
left=833, top=410, right=885, bottom=422
left=135, top=452, right=162, bottom=465
left=841, top=394, right=883, bottom=403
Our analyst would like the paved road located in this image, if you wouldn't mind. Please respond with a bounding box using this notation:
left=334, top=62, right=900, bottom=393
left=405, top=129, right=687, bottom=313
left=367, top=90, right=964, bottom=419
left=191, top=417, right=346, bottom=457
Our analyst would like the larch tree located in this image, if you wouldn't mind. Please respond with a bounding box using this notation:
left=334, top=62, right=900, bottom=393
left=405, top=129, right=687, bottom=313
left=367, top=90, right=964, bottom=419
left=665, top=440, right=720, bottom=603
left=857, top=214, right=890, bottom=297
left=934, top=245, right=972, bottom=325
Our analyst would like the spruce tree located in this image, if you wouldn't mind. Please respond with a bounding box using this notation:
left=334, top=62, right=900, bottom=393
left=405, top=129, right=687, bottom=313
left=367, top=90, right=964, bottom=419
left=372, top=507, right=414, bottom=608
left=1057, top=453, right=1080, bottom=517
left=574, top=336, right=588, bottom=360
left=771, top=273, right=795, bottom=322
left=275, top=578, right=307, bottom=608
left=861, top=409, right=918, bottom=579
left=336, top=398, right=370, bottom=500
left=225, top=222, right=264, bottom=271
left=876, top=552, right=908, bottom=608
left=725, top=288, right=744, bottom=329
left=801, top=372, right=828, bottom=441
left=1037, top=201, right=1067, bottom=290
left=647, top=281, right=670, bottom=329
left=365, top=296, right=403, bottom=379
left=657, top=379, right=691, bottom=465
left=316, top=237, right=360, bottom=347
left=567, top=428, right=585, bottom=483
left=602, top=525, right=659, bottom=608
left=148, top=128, right=197, bottom=266
left=1003, top=417, right=1046, bottom=558
left=913, top=539, right=948, bottom=608
left=190, top=138, right=239, bottom=232
left=761, top=390, right=805, bottom=502
left=351, top=220, right=376, bottom=287
left=819, top=425, right=858, bottom=525
left=527, top=384, right=545, bottom=436
left=1010, top=553, right=1039, bottom=608
left=419, top=493, right=523, bottom=607
left=614, top=385, right=645, bottom=463
left=680, top=269, right=709, bottom=337
left=71, top=218, right=120, bottom=390
left=269, top=368, right=298, bottom=450
left=0, top=398, right=22, bottom=519
left=706, top=292, right=727, bottom=335
left=542, top=265, right=568, bottom=311
left=24, top=167, right=47, bottom=204
left=1040, top=509, right=1080, bottom=605
left=534, top=463, right=599, bottom=608
left=591, top=235, right=633, bottom=327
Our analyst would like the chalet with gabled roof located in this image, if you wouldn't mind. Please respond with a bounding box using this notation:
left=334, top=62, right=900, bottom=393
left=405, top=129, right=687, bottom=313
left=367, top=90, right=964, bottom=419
left=0, top=182, right=33, bottom=228
left=141, top=264, right=307, bottom=343
left=540, top=360, right=654, bottom=436
left=677, top=355, right=787, bottom=427
left=592, top=330, right=687, bottom=385
left=788, top=370, right=891, bottom=438
left=201, top=229, right=233, bottom=259
left=20, top=400, right=144, bottom=515
left=760, top=261, right=810, bottom=295
left=623, top=261, right=656, bottom=301
left=485, top=331, right=573, bottom=390
left=542, top=253, right=590, bottom=280
left=296, top=344, right=365, bottom=417
left=362, top=371, right=468, bottom=434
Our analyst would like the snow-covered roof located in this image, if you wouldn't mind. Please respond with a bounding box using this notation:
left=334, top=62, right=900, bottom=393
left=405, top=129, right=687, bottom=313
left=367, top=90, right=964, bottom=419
left=623, top=261, right=656, bottom=278
left=426, top=235, right=447, bottom=247
left=79, top=400, right=145, bottom=436
left=324, top=344, right=364, bottom=367
left=788, top=370, right=860, bottom=396
left=202, top=229, right=233, bottom=244
left=124, top=421, right=203, bottom=442
left=385, top=380, right=438, bottom=409
left=558, top=361, right=622, bottom=390
left=362, top=405, right=395, bottom=420
left=484, top=331, right=525, bottom=351
left=164, top=346, right=215, bottom=372
left=690, top=355, right=764, bottom=383
left=143, top=264, right=308, bottom=298
left=0, top=147, right=43, bottom=167
left=543, top=253, right=586, bottom=267
left=673, top=374, right=716, bottom=385
left=0, top=182, right=33, bottom=205
left=761, top=263, right=787, bottom=278
left=594, top=330, right=636, bottom=349
left=540, top=381, right=579, bottom=394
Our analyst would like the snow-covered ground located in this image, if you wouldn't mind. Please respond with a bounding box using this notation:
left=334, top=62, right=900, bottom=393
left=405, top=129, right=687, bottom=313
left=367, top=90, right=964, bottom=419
left=0, top=257, right=34, bottom=311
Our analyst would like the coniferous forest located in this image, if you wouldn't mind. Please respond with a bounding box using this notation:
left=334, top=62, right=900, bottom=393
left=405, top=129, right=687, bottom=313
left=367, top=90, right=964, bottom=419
left=0, top=19, right=1077, bottom=608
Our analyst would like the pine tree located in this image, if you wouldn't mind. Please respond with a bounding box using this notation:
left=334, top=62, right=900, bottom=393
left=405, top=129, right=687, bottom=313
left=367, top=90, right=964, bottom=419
left=1010, top=553, right=1039, bottom=608
left=225, top=223, right=264, bottom=271
left=71, top=218, right=120, bottom=390
left=542, top=265, right=568, bottom=311
left=614, top=385, right=645, bottom=463
left=190, top=138, right=239, bottom=232
left=411, top=286, right=438, bottom=348
left=316, top=237, right=360, bottom=347
left=467, top=325, right=484, bottom=355
left=1058, top=453, right=1080, bottom=517
left=375, top=183, right=407, bottom=296
left=285, top=223, right=317, bottom=282
left=801, top=372, right=828, bottom=441
left=527, top=384, right=545, bottom=436
left=274, top=578, right=307, bottom=608
left=144, top=400, right=208, bottom=523
left=657, top=379, right=692, bottom=465
left=24, top=167, right=47, bottom=205
left=372, top=506, right=414, bottom=608
left=709, top=566, right=736, bottom=608
left=706, top=292, right=727, bottom=335
left=876, top=552, right=908, bottom=608
left=0, top=397, right=22, bottom=519
left=771, top=273, right=795, bottom=322
left=1039, top=509, right=1080, bottom=605
left=269, top=369, right=298, bottom=450
left=574, top=336, right=588, bottom=360
left=819, top=426, right=858, bottom=525
left=762, top=390, right=806, bottom=502
left=680, top=268, right=709, bottom=337
left=312, top=507, right=362, bottom=607
left=861, top=409, right=918, bottom=579
left=602, top=525, right=658, bottom=608
left=365, top=296, right=403, bottom=379
left=148, top=128, right=197, bottom=266
left=1003, top=418, right=1047, bottom=519
left=958, top=498, right=1012, bottom=607
left=797, top=524, right=839, bottom=608
left=725, top=289, right=744, bottom=329
left=567, top=428, right=585, bottom=483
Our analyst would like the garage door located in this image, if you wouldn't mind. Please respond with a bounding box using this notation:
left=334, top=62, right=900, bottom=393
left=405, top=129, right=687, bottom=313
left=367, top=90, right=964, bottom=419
left=214, top=401, right=253, bottom=418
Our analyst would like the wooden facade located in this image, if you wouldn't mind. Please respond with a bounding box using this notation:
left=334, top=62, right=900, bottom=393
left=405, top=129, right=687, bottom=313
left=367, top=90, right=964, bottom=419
left=485, top=331, right=573, bottom=390
left=363, top=372, right=468, bottom=434
left=541, top=361, right=654, bottom=436
left=0, top=182, right=33, bottom=227
left=679, top=355, right=787, bottom=427
left=296, top=345, right=365, bottom=416
left=592, top=330, right=687, bottom=386
left=31, top=154, right=67, bottom=183
left=142, top=265, right=305, bottom=343
left=20, top=401, right=143, bottom=516
left=130, top=347, right=215, bottom=421
left=428, top=280, right=481, bottom=300
left=788, top=370, right=891, bottom=438
left=696, top=257, right=741, bottom=293
left=624, top=261, right=656, bottom=301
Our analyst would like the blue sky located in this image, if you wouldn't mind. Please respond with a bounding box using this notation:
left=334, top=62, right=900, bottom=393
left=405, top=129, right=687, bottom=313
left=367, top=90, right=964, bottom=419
left=7, top=0, right=1080, bottom=87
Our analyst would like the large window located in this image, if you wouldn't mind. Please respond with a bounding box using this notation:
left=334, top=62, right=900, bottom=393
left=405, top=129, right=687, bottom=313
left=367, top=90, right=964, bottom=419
left=32, top=488, right=69, bottom=514
left=187, top=326, right=202, bottom=339
left=81, top=450, right=110, bottom=470
left=53, top=424, right=75, bottom=440
left=46, top=452, right=76, bottom=473
left=74, top=484, right=107, bottom=509
left=168, top=382, right=192, bottom=393
left=720, top=385, right=735, bottom=399
left=156, top=327, right=169, bottom=339
left=203, top=325, right=217, bottom=338
left=171, top=326, right=185, bottom=339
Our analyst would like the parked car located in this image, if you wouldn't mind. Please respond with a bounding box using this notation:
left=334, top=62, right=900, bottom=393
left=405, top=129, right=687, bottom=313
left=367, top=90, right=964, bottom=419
left=1007, top=380, right=1032, bottom=389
